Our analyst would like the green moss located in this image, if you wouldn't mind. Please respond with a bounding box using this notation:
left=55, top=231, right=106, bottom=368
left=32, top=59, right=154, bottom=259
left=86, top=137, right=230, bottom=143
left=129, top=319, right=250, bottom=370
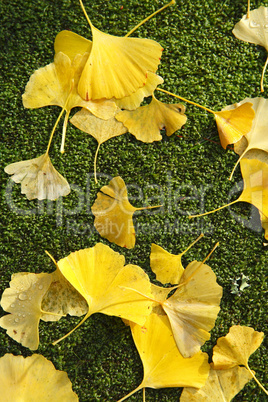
left=0, top=0, right=267, bottom=401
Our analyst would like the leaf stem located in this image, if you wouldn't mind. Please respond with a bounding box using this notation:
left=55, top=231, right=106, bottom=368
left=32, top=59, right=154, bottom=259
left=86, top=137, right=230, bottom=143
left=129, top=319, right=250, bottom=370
left=78, top=0, right=92, bottom=29
left=125, top=0, right=176, bottom=37
left=94, top=142, right=101, bottom=184
left=116, top=385, right=142, bottom=402
left=52, top=312, right=90, bottom=346
left=135, top=205, right=163, bottom=211
left=189, top=199, right=238, bottom=218
left=60, top=109, right=70, bottom=154
left=260, top=55, right=268, bottom=92
left=157, top=87, right=215, bottom=114
left=246, top=364, right=268, bottom=395
left=247, top=0, right=250, bottom=19
left=46, top=107, right=66, bottom=154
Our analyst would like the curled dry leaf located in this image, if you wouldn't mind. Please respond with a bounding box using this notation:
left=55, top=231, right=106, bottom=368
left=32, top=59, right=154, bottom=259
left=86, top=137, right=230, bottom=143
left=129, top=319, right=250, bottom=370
left=116, top=94, right=187, bottom=142
left=233, top=6, right=268, bottom=91
left=0, top=273, right=52, bottom=350
left=53, top=243, right=153, bottom=344
left=92, top=176, right=161, bottom=248
left=180, top=365, right=253, bottom=402
left=4, top=152, right=70, bottom=201
left=117, top=313, right=209, bottom=402
left=0, top=354, right=78, bottom=401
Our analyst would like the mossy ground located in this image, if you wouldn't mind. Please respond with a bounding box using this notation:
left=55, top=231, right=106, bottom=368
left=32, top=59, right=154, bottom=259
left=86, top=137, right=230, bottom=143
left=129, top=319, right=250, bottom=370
left=0, top=0, right=267, bottom=401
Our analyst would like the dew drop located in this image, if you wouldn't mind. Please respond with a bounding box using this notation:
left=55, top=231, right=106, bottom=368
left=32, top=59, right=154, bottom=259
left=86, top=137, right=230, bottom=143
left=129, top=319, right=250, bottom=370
left=38, top=284, right=43, bottom=290
left=19, top=293, right=28, bottom=301
left=249, top=20, right=260, bottom=28
left=14, top=318, right=20, bottom=323
left=28, top=297, right=32, bottom=301
left=10, top=304, right=15, bottom=308
left=22, top=314, right=26, bottom=318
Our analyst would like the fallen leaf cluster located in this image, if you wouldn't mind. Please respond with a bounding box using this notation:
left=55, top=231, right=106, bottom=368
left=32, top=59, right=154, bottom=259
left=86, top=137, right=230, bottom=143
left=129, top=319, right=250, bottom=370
left=1, top=0, right=268, bottom=401
left=1, top=241, right=266, bottom=400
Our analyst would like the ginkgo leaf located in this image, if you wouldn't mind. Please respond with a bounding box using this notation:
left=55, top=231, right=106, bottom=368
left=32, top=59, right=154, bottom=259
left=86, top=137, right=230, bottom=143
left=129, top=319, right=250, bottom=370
left=70, top=110, right=127, bottom=183
left=190, top=157, right=268, bottom=234
left=4, top=152, right=70, bottom=200
left=155, top=88, right=255, bottom=152
left=41, top=268, right=88, bottom=321
left=116, top=94, right=187, bottom=142
left=117, top=313, right=210, bottom=402
left=214, top=102, right=255, bottom=150
left=212, top=325, right=264, bottom=370
left=150, top=234, right=203, bottom=285
left=233, top=6, right=268, bottom=91
left=161, top=259, right=223, bottom=358
left=259, top=210, right=268, bottom=241
left=0, top=354, right=78, bottom=401
left=22, top=51, right=118, bottom=153
left=221, top=97, right=268, bottom=179
left=91, top=176, right=161, bottom=248
left=53, top=243, right=153, bottom=344
left=212, top=325, right=267, bottom=395
left=180, top=365, right=253, bottom=402
left=114, top=73, right=164, bottom=111
left=0, top=273, right=53, bottom=349
left=77, top=24, right=163, bottom=101
left=54, top=30, right=92, bottom=61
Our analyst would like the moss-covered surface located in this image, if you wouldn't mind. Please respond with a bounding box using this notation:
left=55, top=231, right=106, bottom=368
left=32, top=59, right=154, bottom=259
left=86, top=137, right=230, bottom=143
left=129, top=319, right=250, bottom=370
left=0, top=0, right=267, bottom=400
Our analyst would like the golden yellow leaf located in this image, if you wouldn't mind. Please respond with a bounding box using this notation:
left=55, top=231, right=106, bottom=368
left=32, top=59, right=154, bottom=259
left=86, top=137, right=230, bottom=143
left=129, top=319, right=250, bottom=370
left=114, top=73, right=164, bottom=111
left=0, top=354, right=78, bottom=401
left=233, top=6, right=268, bottom=91
left=117, top=313, right=209, bottom=402
left=4, top=152, right=70, bottom=201
left=180, top=365, right=253, bottom=402
left=161, top=259, right=223, bottom=358
left=116, top=94, right=187, bottom=142
left=70, top=110, right=127, bottom=183
left=212, top=325, right=264, bottom=370
left=53, top=243, right=153, bottom=344
left=0, top=273, right=52, bottom=350
left=214, top=102, right=255, bottom=150
left=54, top=30, right=92, bottom=61
left=77, top=23, right=163, bottom=100
left=150, top=234, right=203, bottom=285
left=91, top=176, right=161, bottom=248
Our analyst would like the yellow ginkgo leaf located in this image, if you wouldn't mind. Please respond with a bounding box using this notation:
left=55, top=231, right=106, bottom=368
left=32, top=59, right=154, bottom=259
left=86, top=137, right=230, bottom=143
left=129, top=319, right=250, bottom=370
left=222, top=97, right=268, bottom=179
left=70, top=110, right=127, bottom=183
left=41, top=267, right=88, bottom=321
left=161, top=259, right=223, bottom=358
left=4, top=152, right=70, bottom=201
left=22, top=51, right=118, bottom=153
left=114, top=73, right=164, bottom=111
left=190, top=157, right=268, bottom=237
left=150, top=234, right=203, bottom=285
left=77, top=24, right=163, bottom=101
left=91, top=176, right=161, bottom=248
left=116, top=94, right=187, bottom=142
left=53, top=243, right=153, bottom=344
left=117, top=313, right=210, bottom=402
left=233, top=6, right=268, bottom=91
left=259, top=210, right=268, bottom=241
left=214, top=102, right=255, bottom=150
left=212, top=325, right=264, bottom=370
left=212, top=325, right=267, bottom=395
left=0, top=273, right=53, bottom=349
left=0, top=354, right=78, bottom=401
left=180, top=365, right=253, bottom=402
left=54, top=30, right=92, bottom=61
